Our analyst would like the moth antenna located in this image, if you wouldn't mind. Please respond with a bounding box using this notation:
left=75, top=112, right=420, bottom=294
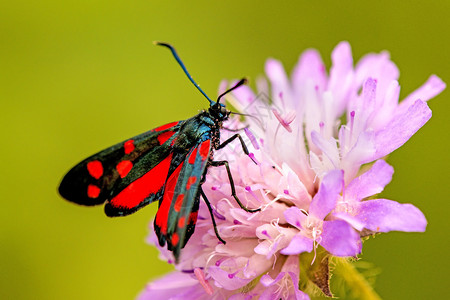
left=154, top=41, right=214, bottom=105
left=217, top=78, right=248, bottom=104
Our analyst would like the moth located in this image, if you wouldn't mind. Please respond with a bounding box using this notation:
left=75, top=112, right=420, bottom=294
left=59, top=42, right=259, bottom=262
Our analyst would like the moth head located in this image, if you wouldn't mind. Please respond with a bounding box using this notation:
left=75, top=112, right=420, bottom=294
left=209, top=102, right=230, bottom=120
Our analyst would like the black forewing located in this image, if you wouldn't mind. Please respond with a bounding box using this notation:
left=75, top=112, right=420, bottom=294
left=59, top=121, right=182, bottom=212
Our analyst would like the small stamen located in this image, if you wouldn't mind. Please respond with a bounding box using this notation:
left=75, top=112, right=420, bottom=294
left=228, top=270, right=239, bottom=279
left=279, top=92, right=285, bottom=108
left=350, top=110, right=355, bottom=139
left=245, top=185, right=262, bottom=203
left=248, top=153, right=259, bottom=165
left=311, top=240, right=318, bottom=265
left=181, top=269, right=195, bottom=274
left=244, top=128, right=260, bottom=150
left=213, top=209, right=226, bottom=220
left=310, top=227, right=323, bottom=265
left=261, top=229, right=271, bottom=239
left=272, top=109, right=296, bottom=133
left=194, top=268, right=214, bottom=295
left=270, top=218, right=281, bottom=229
left=261, top=195, right=282, bottom=211
left=319, top=121, right=325, bottom=135
left=215, top=257, right=226, bottom=266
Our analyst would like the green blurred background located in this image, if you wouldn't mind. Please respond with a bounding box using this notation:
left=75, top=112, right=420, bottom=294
left=1, top=1, right=448, bottom=299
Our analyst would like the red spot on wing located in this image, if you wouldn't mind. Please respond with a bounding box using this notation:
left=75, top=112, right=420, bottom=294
left=116, top=160, right=133, bottom=178
left=186, top=176, right=197, bottom=190
left=199, top=140, right=211, bottom=158
left=124, top=140, right=135, bottom=154
left=110, top=153, right=173, bottom=210
left=157, top=131, right=175, bottom=145
left=174, top=194, right=184, bottom=212
left=171, top=233, right=179, bottom=246
left=178, top=216, right=186, bottom=228
left=155, top=162, right=184, bottom=234
left=87, top=160, right=103, bottom=179
left=154, top=121, right=179, bottom=132
left=87, top=184, right=101, bottom=198
left=188, top=148, right=197, bottom=164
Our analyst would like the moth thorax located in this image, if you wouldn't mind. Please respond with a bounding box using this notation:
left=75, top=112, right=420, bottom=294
left=211, top=129, right=221, bottom=149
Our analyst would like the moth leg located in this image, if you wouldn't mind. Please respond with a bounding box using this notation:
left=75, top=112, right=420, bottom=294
left=200, top=187, right=226, bottom=244
left=210, top=160, right=261, bottom=213
left=216, top=133, right=257, bottom=164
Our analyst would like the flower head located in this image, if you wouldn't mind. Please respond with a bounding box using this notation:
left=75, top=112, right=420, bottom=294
left=139, top=42, right=445, bottom=299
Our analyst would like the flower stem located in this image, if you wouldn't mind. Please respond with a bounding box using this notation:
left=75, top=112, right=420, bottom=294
left=332, top=257, right=382, bottom=300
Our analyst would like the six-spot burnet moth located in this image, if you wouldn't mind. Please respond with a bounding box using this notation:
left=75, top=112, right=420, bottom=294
left=58, top=42, right=260, bottom=262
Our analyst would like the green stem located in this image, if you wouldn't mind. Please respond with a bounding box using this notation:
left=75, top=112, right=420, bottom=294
left=332, top=257, right=382, bottom=300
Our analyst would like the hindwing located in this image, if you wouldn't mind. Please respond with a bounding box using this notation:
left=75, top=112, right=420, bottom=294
left=154, top=139, right=212, bottom=261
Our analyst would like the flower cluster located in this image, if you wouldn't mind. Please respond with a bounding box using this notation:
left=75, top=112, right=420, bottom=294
left=139, top=42, right=445, bottom=299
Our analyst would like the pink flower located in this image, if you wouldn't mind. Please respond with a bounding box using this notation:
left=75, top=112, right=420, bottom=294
left=139, top=42, right=445, bottom=299
left=281, top=170, right=362, bottom=258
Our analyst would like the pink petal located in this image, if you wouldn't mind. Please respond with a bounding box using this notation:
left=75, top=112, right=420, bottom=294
left=243, top=254, right=274, bottom=278
left=254, top=225, right=293, bottom=258
left=292, top=49, right=327, bottom=91
left=218, top=80, right=229, bottom=97
left=345, top=160, right=394, bottom=201
left=230, top=83, right=257, bottom=113
left=370, top=80, right=401, bottom=130
left=284, top=206, right=307, bottom=230
left=320, top=220, right=362, bottom=257
left=259, top=284, right=284, bottom=300
left=342, top=130, right=376, bottom=181
left=265, top=59, right=292, bottom=109
left=260, top=272, right=285, bottom=287
left=362, top=77, right=377, bottom=113
left=355, top=52, right=399, bottom=92
left=311, top=131, right=340, bottom=169
left=309, top=170, right=344, bottom=220
left=280, top=234, right=314, bottom=255
left=327, top=41, right=354, bottom=115
left=400, top=75, right=446, bottom=108
left=333, top=212, right=365, bottom=231
left=208, top=266, right=253, bottom=290
left=138, top=272, right=201, bottom=300
left=229, top=293, right=259, bottom=300
left=260, top=256, right=310, bottom=300
left=356, top=199, right=427, bottom=232
left=282, top=164, right=311, bottom=207
left=372, top=100, right=431, bottom=160
left=256, top=223, right=279, bottom=240
left=254, top=240, right=274, bottom=257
